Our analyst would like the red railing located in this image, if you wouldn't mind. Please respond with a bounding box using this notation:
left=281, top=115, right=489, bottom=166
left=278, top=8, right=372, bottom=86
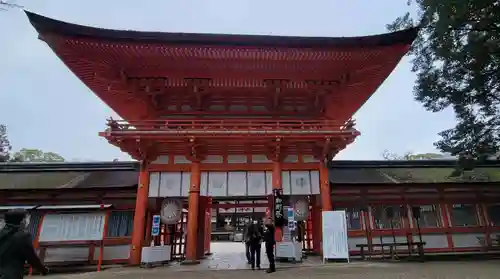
left=102, top=119, right=359, bottom=137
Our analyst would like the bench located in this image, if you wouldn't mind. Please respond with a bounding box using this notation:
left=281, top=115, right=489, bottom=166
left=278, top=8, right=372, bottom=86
left=356, top=241, right=426, bottom=261
left=211, top=231, right=234, bottom=241
left=477, top=235, right=500, bottom=251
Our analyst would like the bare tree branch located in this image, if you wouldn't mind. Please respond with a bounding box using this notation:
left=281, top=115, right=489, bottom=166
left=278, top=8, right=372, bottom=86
left=0, top=0, right=22, bottom=11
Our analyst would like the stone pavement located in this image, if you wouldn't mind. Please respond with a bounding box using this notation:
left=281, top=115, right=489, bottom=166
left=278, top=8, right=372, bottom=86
left=38, top=261, right=500, bottom=279
left=31, top=242, right=500, bottom=279
left=169, top=242, right=320, bottom=270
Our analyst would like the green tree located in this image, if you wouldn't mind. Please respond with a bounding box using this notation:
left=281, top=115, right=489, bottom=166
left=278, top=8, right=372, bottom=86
left=0, top=125, right=12, bottom=162
left=11, top=148, right=65, bottom=162
left=387, top=0, right=500, bottom=159
left=382, top=150, right=445, bottom=160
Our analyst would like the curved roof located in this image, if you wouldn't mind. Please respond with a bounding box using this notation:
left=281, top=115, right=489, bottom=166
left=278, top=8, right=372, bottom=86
left=24, top=11, right=418, bottom=123
left=25, top=11, right=418, bottom=48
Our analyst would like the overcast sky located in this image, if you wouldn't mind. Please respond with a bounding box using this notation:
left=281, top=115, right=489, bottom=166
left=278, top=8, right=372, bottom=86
left=0, top=0, right=457, bottom=162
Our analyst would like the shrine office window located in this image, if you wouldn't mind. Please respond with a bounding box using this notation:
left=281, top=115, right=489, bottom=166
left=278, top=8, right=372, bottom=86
left=0, top=212, right=43, bottom=238
left=450, top=204, right=478, bottom=227
left=26, top=212, right=44, bottom=238
left=336, top=207, right=362, bottom=230
left=107, top=211, right=134, bottom=237
left=486, top=204, right=500, bottom=226
left=416, top=205, right=442, bottom=228
left=372, top=205, right=402, bottom=229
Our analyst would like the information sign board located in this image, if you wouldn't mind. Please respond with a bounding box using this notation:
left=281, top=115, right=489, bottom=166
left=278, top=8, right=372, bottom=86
left=322, top=210, right=349, bottom=263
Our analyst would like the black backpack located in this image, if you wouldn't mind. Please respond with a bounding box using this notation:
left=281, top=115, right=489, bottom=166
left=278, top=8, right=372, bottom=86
left=0, top=227, right=20, bottom=258
left=250, top=225, right=261, bottom=240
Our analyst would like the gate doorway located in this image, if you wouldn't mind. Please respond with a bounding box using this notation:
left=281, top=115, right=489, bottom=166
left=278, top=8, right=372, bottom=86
left=211, top=198, right=269, bottom=241
left=152, top=209, right=188, bottom=261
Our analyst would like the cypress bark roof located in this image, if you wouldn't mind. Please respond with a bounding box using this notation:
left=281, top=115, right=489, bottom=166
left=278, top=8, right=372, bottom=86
left=25, top=11, right=418, bottom=48
left=0, top=162, right=137, bottom=189
left=1, top=160, right=499, bottom=190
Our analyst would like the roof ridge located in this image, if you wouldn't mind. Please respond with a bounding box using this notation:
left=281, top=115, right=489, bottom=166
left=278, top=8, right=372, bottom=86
left=56, top=172, right=91, bottom=189
left=376, top=169, right=401, bottom=184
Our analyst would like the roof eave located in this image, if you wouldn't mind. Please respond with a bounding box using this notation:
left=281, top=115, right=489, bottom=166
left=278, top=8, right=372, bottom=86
left=25, top=11, right=418, bottom=49
left=0, top=161, right=139, bottom=172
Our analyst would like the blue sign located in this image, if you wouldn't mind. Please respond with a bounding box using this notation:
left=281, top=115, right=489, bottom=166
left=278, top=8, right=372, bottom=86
left=287, top=208, right=294, bottom=220
left=151, top=226, right=160, bottom=236
left=152, top=215, right=161, bottom=236
left=152, top=215, right=161, bottom=227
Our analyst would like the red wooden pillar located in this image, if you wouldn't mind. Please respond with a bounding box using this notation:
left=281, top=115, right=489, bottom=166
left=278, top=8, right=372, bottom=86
left=29, top=214, right=45, bottom=276
left=440, top=203, right=454, bottom=250
left=129, top=161, right=150, bottom=265
left=311, top=196, right=322, bottom=254
left=319, top=161, right=332, bottom=211
left=272, top=160, right=283, bottom=241
left=317, top=160, right=331, bottom=256
left=196, top=196, right=207, bottom=260
left=437, top=189, right=454, bottom=250
left=183, top=162, right=201, bottom=264
left=480, top=203, right=492, bottom=246
left=205, top=197, right=213, bottom=255
left=145, top=212, right=153, bottom=245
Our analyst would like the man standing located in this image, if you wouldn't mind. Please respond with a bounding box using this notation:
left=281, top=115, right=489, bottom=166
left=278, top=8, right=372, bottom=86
left=263, top=217, right=276, bottom=273
left=246, top=220, right=263, bottom=270
left=243, top=220, right=252, bottom=264
left=0, top=209, right=49, bottom=279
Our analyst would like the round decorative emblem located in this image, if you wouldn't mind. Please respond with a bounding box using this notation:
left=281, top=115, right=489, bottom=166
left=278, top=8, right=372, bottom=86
left=293, top=199, right=310, bottom=221
left=160, top=198, right=182, bottom=225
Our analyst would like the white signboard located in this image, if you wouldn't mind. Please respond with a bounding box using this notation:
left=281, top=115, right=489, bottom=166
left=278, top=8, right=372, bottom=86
left=322, top=210, right=349, bottom=262
left=39, top=213, right=106, bottom=242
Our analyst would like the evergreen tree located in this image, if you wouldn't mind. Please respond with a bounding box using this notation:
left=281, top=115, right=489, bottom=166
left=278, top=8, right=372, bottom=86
left=388, top=0, right=500, bottom=159
left=0, top=125, right=12, bottom=162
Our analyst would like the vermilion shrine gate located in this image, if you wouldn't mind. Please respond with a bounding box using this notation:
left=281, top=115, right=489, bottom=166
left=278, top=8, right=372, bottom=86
left=26, top=11, right=417, bottom=265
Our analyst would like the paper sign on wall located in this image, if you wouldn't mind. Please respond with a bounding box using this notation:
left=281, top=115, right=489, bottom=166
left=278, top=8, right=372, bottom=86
left=39, top=213, right=105, bottom=242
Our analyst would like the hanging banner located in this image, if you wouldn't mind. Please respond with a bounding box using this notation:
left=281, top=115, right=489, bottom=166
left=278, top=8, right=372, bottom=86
left=273, top=188, right=285, bottom=227
left=322, top=210, right=349, bottom=262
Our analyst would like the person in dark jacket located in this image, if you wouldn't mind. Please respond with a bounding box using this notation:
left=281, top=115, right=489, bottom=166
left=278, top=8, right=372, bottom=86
left=0, top=209, right=49, bottom=279
left=242, top=220, right=252, bottom=264
left=245, top=220, right=264, bottom=270
left=263, top=217, right=276, bottom=273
